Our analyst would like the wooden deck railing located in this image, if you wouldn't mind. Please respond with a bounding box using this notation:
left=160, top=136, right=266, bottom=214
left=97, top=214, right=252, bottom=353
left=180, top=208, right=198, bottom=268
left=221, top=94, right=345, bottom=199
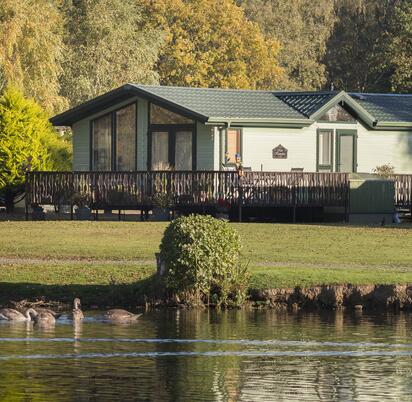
left=25, top=171, right=350, bottom=211
left=390, top=174, right=412, bottom=210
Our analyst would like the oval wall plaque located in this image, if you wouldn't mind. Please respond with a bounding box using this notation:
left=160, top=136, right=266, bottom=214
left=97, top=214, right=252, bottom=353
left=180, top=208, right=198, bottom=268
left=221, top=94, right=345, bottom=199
left=272, top=144, right=288, bottom=159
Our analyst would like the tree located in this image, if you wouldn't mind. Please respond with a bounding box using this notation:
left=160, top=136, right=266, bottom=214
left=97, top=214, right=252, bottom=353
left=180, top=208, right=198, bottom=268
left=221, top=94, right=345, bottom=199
left=0, top=87, right=68, bottom=211
left=60, top=0, right=162, bottom=107
left=324, top=0, right=396, bottom=92
left=0, top=0, right=67, bottom=113
left=138, top=0, right=284, bottom=89
left=238, top=0, right=335, bottom=90
left=386, top=1, right=412, bottom=92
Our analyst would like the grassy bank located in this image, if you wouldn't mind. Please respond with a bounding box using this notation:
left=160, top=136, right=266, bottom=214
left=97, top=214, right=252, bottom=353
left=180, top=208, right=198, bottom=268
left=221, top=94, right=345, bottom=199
left=0, top=221, right=411, bottom=305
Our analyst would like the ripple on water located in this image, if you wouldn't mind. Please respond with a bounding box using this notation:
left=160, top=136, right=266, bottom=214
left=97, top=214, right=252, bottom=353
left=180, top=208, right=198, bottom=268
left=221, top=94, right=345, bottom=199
left=1, top=309, right=412, bottom=401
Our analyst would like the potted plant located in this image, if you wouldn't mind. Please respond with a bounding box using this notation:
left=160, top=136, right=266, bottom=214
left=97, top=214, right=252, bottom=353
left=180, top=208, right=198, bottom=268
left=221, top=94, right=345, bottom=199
left=31, top=203, right=46, bottom=220
left=71, top=192, right=92, bottom=220
left=216, top=197, right=231, bottom=220
left=151, top=192, right=173, bottom=221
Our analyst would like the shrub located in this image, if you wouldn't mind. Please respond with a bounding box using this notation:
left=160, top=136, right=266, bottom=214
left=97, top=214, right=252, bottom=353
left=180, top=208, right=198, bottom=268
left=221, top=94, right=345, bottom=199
left=159, top=215, right=249, bottom=307
left=373, top=164, right=395, bottom=178
left=0, top=86, right=71, bottom=211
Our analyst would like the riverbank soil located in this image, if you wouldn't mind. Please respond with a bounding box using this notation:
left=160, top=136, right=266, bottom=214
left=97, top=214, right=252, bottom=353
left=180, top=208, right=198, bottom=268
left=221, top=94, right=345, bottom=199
left=0, top=221, right=411, bottom=308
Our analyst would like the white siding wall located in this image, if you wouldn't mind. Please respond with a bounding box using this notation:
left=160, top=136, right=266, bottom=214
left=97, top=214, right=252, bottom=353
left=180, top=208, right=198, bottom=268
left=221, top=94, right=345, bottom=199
left=357, top=126, right=412, bottom=173
left=241, top=126, right=317, bottom=171
left=238, top=122, right=412, bottom=174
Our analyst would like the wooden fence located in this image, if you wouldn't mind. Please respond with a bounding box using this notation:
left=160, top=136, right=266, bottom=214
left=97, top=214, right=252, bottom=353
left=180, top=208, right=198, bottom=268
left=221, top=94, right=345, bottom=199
left=26, top=171, right=350, bottom=212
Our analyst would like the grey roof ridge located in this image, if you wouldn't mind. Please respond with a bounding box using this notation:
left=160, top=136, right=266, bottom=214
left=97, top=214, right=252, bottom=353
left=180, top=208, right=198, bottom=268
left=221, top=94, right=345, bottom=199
left=349, top=92, right=412, bottom=97
left=131, top=83, right=275, bottom=94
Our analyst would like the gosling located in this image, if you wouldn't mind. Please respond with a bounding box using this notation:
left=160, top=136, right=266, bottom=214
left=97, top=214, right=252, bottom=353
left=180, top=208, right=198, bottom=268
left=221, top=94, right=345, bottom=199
left=29, top=309, right=56, bottom=325
left=103, top=309, right=142, bottom=322
left=71, top=298, right=84, bottom=321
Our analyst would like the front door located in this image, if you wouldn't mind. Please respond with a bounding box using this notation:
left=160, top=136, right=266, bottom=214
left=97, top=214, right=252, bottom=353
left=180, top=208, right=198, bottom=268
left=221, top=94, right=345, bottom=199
left=336, top=130, right=357, bottom=172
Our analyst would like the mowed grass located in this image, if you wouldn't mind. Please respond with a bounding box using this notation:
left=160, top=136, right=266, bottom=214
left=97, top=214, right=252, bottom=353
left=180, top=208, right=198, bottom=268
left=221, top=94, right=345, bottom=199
left=0, top=221, right=411, bottom=290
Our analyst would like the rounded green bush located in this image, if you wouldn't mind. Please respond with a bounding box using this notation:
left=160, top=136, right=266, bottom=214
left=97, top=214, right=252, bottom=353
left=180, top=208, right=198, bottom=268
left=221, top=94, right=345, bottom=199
left=159, top=215, right=249, bottom=306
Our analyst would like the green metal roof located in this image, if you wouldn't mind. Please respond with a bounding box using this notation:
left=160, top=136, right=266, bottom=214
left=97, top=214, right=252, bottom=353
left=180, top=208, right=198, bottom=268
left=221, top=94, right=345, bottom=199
left=349, top=93, right=412, bottom=123
left=132, top=85, right=305, bottom=120
left=275, top=92, right=336, bottom=117
left=50, top=84, right=412, bottom=129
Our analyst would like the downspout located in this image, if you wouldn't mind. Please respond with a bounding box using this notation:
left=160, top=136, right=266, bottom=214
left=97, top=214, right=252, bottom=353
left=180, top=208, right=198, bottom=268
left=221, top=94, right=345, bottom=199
left=220, top=121, right=231, bottom=170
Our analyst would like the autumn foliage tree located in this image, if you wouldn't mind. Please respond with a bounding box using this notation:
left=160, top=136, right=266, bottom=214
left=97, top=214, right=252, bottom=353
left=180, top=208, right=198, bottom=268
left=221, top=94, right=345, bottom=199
left=0, top=0, right=67, bottom=113
left=386, top=1, right=412, bottom=93
left=138, top=0, right=284, bottom=89
left=60, top=0, right=163, bottom=106
left=239, top=0, right=335, bottom=90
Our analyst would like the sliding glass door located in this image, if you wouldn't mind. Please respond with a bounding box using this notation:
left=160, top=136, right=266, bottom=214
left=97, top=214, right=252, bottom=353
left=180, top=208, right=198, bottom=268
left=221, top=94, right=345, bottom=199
left=151, top=131, right=170, bottom=170
left=150, top=128, right=194, bottom=171
left=175, top=131, right=192, bottom=171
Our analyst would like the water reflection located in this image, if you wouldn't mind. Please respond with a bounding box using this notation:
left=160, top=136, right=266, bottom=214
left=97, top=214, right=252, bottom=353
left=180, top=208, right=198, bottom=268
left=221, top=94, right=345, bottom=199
left=0, top=310, right=411, bottom=401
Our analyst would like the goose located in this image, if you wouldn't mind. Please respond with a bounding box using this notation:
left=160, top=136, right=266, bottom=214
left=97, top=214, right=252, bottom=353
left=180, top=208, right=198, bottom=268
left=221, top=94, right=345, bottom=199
left=29, top=309, right=56, bottom=325
left=71, top=298, right=84, bottom=321
left=35, top=308, right=63, bottom=319
left=103, top=309, right=142, bottom=322
left=0, top=308, right=36, bottom=322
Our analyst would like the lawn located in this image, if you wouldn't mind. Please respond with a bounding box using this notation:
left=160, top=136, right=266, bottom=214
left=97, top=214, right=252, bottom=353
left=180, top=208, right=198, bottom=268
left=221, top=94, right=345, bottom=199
left=0, top=221, right=411, bottom=304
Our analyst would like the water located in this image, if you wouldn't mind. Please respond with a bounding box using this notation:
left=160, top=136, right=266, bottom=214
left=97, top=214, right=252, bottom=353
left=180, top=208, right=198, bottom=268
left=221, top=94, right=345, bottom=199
left=1, top=309, right=412, bottom=401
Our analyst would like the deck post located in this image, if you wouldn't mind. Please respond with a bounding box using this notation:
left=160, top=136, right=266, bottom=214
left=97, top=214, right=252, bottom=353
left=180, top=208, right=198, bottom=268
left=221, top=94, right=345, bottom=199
left=24, top=172, right=29, bottom=221
left=238, top=176, right=243, bottom=223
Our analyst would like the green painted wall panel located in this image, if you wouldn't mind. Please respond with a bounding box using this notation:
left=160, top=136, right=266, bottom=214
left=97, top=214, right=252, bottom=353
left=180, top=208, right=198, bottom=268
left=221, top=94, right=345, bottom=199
left=196, top=122, right=214, bottom=170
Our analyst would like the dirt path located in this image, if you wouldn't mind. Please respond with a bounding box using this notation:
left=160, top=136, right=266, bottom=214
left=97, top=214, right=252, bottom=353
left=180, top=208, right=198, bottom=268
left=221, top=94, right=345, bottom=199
left=0, top=256, right=411, bottom=270
left=0, top=256, right=154, bottom=265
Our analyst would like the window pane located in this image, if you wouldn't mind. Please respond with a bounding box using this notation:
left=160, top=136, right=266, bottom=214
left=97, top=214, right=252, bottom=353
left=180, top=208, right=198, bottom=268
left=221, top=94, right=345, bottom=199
left=92, top=114, right=112, bottom=171
left=151, top=132, right=169, bottom=170
left=318, top=131, right=332, bottom=166
left=116, top=104, right=136, bottom=171
left=175, top=131, right=192, bottom=171
left=150, top=104, right=194, bottom=124
left=226, top=129, right=241, bottom=164
left=318, top=104, right=356, bottom=122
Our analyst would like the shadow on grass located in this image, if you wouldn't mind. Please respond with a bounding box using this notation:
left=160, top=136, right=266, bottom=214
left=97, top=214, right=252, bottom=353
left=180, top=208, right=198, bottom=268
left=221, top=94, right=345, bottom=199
left=0, top=275, right=161, bottom=308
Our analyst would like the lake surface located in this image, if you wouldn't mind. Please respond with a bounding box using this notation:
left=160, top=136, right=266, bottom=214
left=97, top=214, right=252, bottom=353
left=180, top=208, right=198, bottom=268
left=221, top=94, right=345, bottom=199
left=1, top=309, right=412, bottom=401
